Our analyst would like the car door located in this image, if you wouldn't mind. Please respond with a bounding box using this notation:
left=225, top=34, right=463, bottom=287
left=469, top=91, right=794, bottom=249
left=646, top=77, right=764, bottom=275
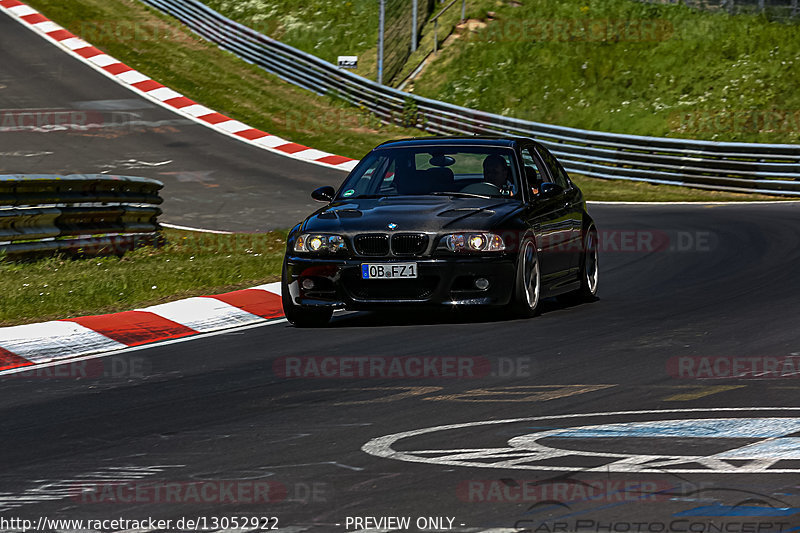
left=518, top=144, right=570, bottom=280
left=534, top=143, right=584, bottom=275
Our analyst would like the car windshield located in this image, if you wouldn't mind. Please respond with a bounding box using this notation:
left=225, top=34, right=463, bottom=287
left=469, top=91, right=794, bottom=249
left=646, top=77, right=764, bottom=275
left=337, top=146, right=520, bottom=199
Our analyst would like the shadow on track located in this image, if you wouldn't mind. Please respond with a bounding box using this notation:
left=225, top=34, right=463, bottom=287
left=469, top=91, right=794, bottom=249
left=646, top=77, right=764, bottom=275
left=309, top=297, right=601, bottom=328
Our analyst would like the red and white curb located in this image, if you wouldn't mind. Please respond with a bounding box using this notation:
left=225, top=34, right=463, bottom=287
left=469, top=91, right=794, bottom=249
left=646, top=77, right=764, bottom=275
left=0, top=282, right=285, bottom=373
left=0, top=0, right=359, bottom=173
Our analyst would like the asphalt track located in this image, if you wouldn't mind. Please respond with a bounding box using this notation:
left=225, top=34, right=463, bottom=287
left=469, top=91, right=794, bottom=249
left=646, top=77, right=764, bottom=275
left=2, top=7, right=800, bottom=533
left=0, top=13, right=342, bottom=233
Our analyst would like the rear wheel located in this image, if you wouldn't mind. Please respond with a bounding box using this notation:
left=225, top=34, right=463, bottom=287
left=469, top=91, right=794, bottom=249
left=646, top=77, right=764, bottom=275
left=580, top=228, right=599, bottom=300
left=509, top=238, right=541, bottom=318
left=281, top=264, right=333, bottom=328
left=559, top=226, right=599, bottom=304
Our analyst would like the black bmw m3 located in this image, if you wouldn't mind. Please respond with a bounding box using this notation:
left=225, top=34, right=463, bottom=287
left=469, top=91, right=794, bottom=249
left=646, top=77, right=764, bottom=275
left=281, top=136, right=598, bottom=327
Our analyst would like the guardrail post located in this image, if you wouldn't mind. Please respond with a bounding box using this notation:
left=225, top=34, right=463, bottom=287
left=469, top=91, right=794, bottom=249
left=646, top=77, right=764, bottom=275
left=461, top=0, right=466, bottom=21
left=793, top=0, right=799, bottom=17
left=412, top=0, right=418, bottom=52
left=434, top=19, right=438, bottom=53
left=378, top=0, right=385, bottom=84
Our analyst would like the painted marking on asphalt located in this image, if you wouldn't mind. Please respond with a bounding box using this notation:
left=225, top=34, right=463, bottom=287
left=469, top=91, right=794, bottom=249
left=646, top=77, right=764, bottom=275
left=363, top=408, right=800, bottom=473
left=0, top=465, right=182, bottom=511
left=712, top=437, right=800, bottom=459
left=276, top=386, right=443, bottom=407
left=548, top=418, right=800, bottom=438
left=661, top=384, right=746, bottom=401
left=675, top=503, right=800, bottom=517
left=158, top=223, right=234, bottom=235
left=422, top=385, right=616, bottom=403
left=335, top=386, right=445, bottom=406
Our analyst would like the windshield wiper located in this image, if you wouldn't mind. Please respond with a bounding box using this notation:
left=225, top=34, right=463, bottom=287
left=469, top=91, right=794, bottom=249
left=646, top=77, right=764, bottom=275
left=430, top=191, right=492, bottom=199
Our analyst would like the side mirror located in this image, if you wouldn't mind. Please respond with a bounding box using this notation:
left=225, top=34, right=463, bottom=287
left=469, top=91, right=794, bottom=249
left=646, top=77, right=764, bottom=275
left=311, top=186, right=335, bottom=202
left=538, top=182, right=564, bottom=199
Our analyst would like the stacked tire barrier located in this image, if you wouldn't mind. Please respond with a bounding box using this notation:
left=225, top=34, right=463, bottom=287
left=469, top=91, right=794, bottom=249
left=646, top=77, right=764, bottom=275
left=139, top=0, right=800, bottom=196
left=0, top=175, right=163, bottom=258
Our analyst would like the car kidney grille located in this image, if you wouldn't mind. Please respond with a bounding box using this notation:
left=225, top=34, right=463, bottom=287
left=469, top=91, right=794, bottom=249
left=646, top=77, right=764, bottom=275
left=391, top=234, right=428, bottom=255
left=354, top=234, right=390, bottom=256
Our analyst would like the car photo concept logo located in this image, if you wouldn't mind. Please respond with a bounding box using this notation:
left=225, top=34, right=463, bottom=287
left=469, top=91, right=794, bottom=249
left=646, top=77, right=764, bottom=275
left=362, top=408, right=800, bottom=474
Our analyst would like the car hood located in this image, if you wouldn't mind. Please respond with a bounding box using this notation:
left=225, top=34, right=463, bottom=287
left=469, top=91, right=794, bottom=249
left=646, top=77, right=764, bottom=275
left=300, top=196, right=522, bottom=234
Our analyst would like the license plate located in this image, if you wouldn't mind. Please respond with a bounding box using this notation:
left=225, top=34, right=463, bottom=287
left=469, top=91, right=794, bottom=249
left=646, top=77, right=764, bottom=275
left=361, top=263, right=417, bottom=279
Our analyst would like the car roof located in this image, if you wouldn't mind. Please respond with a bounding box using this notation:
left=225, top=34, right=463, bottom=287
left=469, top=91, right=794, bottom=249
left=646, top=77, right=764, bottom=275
left=374, top=135, right=532, bottom=150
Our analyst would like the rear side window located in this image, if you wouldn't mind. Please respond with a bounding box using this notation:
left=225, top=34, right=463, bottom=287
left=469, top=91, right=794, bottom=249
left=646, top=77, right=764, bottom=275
left=536, top=146, right=571, bottom=190
left=521, top=147, right=546, bottom=192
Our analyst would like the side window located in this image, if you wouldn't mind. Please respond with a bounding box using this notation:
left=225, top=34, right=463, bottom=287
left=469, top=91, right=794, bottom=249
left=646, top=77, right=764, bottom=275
left=342, top=154, right=394, bottom=197
left=536, top=146, right=571, bottom=190
left=521, top=147, right=546, bottom=194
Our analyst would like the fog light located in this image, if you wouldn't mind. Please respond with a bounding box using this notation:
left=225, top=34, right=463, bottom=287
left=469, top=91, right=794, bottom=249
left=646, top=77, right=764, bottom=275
left=301, top=278, right=315, bottom=290
left=475, top=277, right=490, bottom=290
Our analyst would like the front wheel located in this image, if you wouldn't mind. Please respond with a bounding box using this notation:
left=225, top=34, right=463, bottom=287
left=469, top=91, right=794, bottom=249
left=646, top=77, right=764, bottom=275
left=281, top=265, right=333, bottom=328
left=508, top=238, right=541, bottom=318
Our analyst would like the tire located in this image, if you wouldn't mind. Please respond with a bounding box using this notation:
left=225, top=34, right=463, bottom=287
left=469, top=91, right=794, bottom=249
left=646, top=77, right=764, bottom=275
left=559, top=226, right=599, bottom=304
left=578, top=227, right=599, bottom=301
left=509, top=237, right=541, bottom=318
left=281, top=264, right=333, bottom=328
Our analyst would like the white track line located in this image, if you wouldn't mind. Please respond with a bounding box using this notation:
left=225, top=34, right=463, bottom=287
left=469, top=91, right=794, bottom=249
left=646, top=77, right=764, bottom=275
left=160, top=222, right=234, bottom=234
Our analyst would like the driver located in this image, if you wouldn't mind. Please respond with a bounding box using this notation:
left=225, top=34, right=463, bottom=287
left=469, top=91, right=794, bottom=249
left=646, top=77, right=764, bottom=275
left=482, top=154, right=515, bottom=194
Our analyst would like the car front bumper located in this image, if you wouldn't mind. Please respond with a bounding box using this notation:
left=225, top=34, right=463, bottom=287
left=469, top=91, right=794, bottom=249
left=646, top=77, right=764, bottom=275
left=284, top=255, right=516, bottom=310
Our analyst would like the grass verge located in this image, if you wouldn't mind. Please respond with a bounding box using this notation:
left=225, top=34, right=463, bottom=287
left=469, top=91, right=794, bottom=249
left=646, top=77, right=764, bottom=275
left=20, top=0, right=794, bottom=203
left=413, top=0, right=800, bottom=144
left=0, top=229, right=285, bottom=326
left=570, top=175, right=791, bottom=202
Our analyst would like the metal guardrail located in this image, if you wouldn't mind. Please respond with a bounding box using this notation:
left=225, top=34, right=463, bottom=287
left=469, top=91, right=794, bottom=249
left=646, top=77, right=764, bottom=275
left=0, top=175, right=163, bottom=258
left=140, top=0, right=800, bottom=196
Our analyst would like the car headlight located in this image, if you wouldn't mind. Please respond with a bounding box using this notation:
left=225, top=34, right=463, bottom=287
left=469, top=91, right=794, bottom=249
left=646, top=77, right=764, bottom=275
left=443, top=233, right=505, bottom=252
left=294, top=233, right=346, bottom=253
